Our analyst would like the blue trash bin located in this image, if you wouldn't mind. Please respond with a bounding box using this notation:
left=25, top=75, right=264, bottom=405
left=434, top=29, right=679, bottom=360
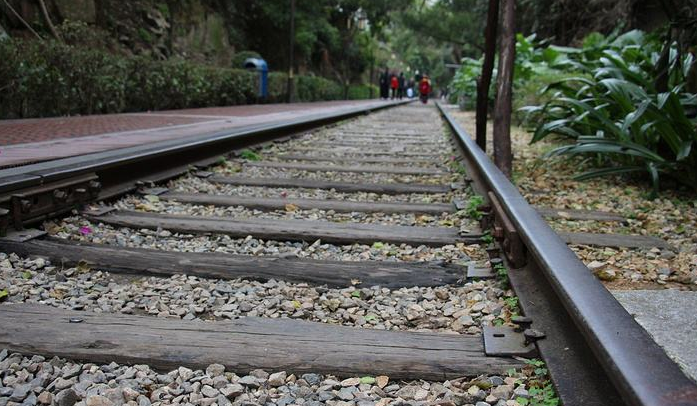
left=243, top=58, right=268, bottom=99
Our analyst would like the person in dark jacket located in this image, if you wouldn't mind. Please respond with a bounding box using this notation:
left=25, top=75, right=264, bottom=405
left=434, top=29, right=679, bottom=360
left=397, top=72, right=405, bottom=99
left=379, top=68, right=389, bottom=99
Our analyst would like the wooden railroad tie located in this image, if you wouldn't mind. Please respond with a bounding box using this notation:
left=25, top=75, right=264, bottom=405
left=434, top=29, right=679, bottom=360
left=244, top=161, right=446, bottom=176
left=0, top=304, right=523, bottom=380
left=161, top=192, right=456, bottom=215
left=289, top=147, right=443, bottom=158
left=86, top=210, right=483, bottom=247
left=277, top=154, right=445, bottom=165
left=0, top=238, right=464, bottom=288
left=209, top=175, right=455, bottom=194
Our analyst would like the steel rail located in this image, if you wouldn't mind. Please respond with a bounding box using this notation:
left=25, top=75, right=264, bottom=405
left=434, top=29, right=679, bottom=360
left=0, top=100, right=410, bottom=228
left=0, top=100, right=410, bottom=192
left=437, top=102, right=697, bottom=406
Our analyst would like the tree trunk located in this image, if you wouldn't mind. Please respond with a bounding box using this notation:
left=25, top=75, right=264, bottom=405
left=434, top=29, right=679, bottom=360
left=475, top=0, right=500, bottom=151
left=493, top=0, right=516, bottom=178
left=655, top=0, right=680, bottom=92
left=36, top=0, right=61, bottom=41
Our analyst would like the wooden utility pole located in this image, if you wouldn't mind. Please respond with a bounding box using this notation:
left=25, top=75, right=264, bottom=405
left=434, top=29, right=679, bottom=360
left=287, top=0, right=296, bottom=103
left=493, top=0, right=515, bottom=178
left=475, top=0, right=499, bottom=152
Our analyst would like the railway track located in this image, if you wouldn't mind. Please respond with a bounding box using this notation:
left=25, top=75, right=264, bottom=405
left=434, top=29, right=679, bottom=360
left=0, top=102, right=695, bottom=406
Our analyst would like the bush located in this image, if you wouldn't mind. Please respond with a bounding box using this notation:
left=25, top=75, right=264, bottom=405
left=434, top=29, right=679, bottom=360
left=296, top=75, right=342, bottom=102
left=521, top=31, right=697, bottom=192
left=512, top=71, right=589, bottom=126
left=347, top=84, right=378, bottom=100
left=267, top=72, right=290, bottom=103
left=0, top=39, right=349, bottom=118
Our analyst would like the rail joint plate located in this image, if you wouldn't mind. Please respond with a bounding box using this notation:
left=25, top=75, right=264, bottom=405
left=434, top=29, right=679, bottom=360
left=483, top=326, right=537, bottom=358
left=487, top=191, right=526, bottom=268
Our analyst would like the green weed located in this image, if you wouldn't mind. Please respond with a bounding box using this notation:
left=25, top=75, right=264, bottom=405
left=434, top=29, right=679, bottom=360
left=240, top=149, right=261, bottom=161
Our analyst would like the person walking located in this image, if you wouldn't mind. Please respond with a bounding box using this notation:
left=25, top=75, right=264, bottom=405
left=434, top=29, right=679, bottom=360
left=419, top=75, right=432, bottom=104
left=379, top=68, right=389, bottom=100
left=390, top=73, right=399, bottom=100
left=397, top=72, right=405, bottom=99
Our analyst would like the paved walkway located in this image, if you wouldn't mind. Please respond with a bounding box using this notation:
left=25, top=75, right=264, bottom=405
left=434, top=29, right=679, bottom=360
left=0, top=100, right=383, bottom=168
left=613, top=290, right=697, bottom=382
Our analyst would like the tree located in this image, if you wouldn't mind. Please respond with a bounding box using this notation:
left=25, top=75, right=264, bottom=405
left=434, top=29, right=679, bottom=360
left=475, top=0, right=498, bottom=151
left=493, top=0, right=516, bottom=177
left=400, top=0, right=488, bottom=61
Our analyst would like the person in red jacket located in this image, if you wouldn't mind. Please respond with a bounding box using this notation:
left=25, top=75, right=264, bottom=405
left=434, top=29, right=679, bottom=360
left=419, top=75, right=432, bottom=104
left=390, top=73, right=399, bottom=99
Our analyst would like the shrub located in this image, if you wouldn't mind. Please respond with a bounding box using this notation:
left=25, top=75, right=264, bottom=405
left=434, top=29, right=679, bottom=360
left=522, top=32, right=697, bottom=192
left=296, top=75, right=342, bottom=101
left=347, top=84, right=378, bottom=100
left=0, top=39, right=350, bottom=118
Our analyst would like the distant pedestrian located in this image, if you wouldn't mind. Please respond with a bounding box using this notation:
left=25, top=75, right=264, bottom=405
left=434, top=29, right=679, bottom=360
left=390, top=73, right=399, bottom=99
left=397, top=72, right=405, bottom=99
left=379, top=68, right=389, bottom=99
left=419, top=75, right=431, bottom=104
left=406, top=79, right=415, bottom=98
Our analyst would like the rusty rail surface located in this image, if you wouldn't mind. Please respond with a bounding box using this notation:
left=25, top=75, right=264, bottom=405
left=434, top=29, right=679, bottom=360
left=437, top=102, right=697, bottom=406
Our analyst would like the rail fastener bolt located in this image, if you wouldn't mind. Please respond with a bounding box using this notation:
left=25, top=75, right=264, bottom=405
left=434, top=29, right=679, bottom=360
left=88, top=181, right=102, bottom=195
left=523, top=328, right=546, bottom=345
left=511, top=316, right=533, bottom=332
left=53, top=190, right=68, bottom=203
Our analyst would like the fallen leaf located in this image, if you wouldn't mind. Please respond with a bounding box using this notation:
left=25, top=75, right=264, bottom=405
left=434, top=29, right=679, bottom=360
left=144, top=195, right=160, bottom=203
left=341, top=377, right=360, bottom=387
left=376, top=375, right=389, bottom=388
left=77, top=260, right=91, bottom=273
left=135, top=203, right=157, bottom=211
left=0, top=289, right=8, bottom=302
left=285, top=203, right=299, bottom=212
left=360, top=376, right=376, bottom=385
left=49, top=289, right=66, bottom=299
left=21, top=271, right=31, bottom=279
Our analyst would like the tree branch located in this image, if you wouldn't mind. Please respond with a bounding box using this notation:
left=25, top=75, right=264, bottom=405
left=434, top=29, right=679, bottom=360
left=1, top=0, right=43, bottom=39
left=36, top=0, right=62, bottom=41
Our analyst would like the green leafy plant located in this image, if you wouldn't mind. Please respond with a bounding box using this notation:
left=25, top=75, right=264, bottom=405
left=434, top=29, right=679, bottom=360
left=240, top=149, right=261, bottom=161
left=494, top=263, right=509, bottom=288
left=525, top=359, right=548, bottom=377
left=520, top=30, right=697, bottom=193
left=481, top=232, right=494, bottom=244
left=465, top=195, right=485, bottom=220
left=504, top=296, right=520, bottom=315
left=0, top=39, right=352, bottom=119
